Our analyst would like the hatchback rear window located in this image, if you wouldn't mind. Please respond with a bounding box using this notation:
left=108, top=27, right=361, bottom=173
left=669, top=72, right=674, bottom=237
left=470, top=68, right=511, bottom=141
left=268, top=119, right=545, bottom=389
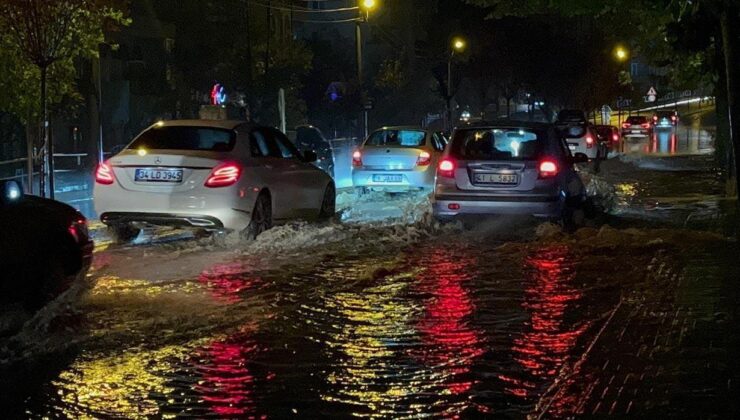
left=451, top=128, right=545, bottom=160
left=128, top=126, right=236, bottom=152
left=365, top=129, right=426, bottom=147
left=626, top=116, right=648, bottom=124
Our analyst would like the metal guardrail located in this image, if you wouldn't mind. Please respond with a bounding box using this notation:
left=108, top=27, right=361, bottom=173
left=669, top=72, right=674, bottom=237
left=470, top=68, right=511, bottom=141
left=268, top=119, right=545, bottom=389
left=0, top=153, right=89, bottom=181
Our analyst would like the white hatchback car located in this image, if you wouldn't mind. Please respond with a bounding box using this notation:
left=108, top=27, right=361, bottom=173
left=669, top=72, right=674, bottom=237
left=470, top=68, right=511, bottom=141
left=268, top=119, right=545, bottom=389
left=351, top=127, right=447, bottom=193
left=94, top=120, right=335, bottom=241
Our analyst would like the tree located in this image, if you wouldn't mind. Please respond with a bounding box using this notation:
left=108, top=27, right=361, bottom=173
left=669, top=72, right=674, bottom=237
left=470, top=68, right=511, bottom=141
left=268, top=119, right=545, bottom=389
left=0, top=0, right=127, bottom=197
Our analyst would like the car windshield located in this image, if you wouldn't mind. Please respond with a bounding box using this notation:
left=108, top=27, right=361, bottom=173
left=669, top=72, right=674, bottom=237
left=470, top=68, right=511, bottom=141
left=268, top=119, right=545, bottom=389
left=365, top=129, right=426, bottom=147
left=450, top=128, right=545, bottom=160
left=128, top=126, right=236, bottom=152
left=626, top=116, right=648, bottom=124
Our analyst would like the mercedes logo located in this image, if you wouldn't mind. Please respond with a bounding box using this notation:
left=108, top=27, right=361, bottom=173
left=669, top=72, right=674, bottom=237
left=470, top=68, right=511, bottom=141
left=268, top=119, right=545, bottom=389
left=154, top=157, right=162, bottom=165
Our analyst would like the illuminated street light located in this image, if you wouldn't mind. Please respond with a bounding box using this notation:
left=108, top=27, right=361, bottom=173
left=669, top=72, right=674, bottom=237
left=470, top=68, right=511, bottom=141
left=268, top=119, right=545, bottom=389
left=452, top=37, right=466, bottom=53
left=360, top=0, right=376, bottom=11
left=614, top=46, right=629, bottom=62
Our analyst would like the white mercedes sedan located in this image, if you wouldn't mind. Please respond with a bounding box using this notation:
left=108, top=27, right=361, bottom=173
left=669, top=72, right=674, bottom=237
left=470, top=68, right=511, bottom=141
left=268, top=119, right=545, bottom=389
left=94, top=120, right=335, bottom=242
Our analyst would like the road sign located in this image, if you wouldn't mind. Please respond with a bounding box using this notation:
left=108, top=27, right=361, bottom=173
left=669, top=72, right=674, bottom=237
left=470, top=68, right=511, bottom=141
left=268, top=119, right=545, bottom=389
left=645, top=86, right=657, bottom=103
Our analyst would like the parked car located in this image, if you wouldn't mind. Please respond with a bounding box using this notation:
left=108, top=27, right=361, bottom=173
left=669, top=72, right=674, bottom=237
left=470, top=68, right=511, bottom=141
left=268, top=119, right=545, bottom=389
left=594, top=124, right=621, bottom=150
left=652, top=110, right=679, bottom=129
left=432, top=121, right=588, bottom=226
left=0, top=179, right=93, bottom=309
left=621, top=115, right=652, bottom=137
left=288, top=125, right=335, bottom=178
left=94, top=120, right=335, bottom=242
left=351, top=126, right=447, bottom=194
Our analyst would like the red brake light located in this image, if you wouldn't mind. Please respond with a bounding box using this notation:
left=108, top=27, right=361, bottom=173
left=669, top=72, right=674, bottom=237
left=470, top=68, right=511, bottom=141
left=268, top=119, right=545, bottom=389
left=538, top=159, right=559, bottom=178
left=417, top=151, right=432, bottom=166
left=438, top=159, right=455, bottom=178
left=671, top=115, right=677, bottom=121
left=67, top=218, right=88, bottom=243
left=352, top=150, right=362, bottom=167
left=612, top=133, right=619, bottom=142
left=622, top=123, right=631, bottom=128
left=653, top=115, right=658, bottom=121
left=585, top=135, right=594, bottom=148
left=205, top=163, right=241, bottom=188
left=95, top=162, right=115, bottom=185
left=641, top=123, right=650, bottom=128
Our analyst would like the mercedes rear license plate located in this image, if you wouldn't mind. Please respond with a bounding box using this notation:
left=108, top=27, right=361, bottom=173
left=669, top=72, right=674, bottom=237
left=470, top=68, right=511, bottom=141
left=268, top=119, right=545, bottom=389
left=134, top=168, right=183, bottom=183
left=372, top=174, right=403, bottom=183
left=475, top=173, right=518, bottom=184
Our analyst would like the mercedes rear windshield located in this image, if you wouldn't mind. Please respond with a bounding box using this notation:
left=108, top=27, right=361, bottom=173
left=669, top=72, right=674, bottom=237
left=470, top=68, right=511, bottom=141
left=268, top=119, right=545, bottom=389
left=450, top=128, right=546, bottom=160
left=128, top=126, right=236, bottom=152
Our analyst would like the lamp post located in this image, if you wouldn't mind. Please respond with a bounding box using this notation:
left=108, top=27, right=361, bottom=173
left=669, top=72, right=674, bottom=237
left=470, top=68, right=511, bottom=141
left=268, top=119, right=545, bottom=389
left=613, top=45, right=630, bottom=128
left=447, top=36, right=466, bottom=132
left=357, top=0, right=376, bottom=139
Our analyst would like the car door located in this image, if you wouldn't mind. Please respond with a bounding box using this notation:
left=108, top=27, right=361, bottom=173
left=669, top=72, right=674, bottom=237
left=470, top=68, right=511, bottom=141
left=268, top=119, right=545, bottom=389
left=248, top=127, right=293, bottom=220
left=269, top=128, right=327, bottom=219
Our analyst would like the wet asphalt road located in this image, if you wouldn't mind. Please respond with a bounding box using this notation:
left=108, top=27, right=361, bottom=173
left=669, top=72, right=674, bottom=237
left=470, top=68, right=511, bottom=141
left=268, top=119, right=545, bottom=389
left=1, top=125, right=738, bottom=419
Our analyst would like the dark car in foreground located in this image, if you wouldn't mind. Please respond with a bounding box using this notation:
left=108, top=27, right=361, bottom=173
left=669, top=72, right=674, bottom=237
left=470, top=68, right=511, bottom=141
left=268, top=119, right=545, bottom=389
left=432, top=121, right=588, bottom=226
left=0, top=180, right=93, bottom=309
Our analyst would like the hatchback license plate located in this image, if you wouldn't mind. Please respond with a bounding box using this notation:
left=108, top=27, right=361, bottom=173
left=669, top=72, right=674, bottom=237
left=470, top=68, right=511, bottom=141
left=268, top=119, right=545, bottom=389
left=475, top=173, right=518, bottom=184
left=135, top=168, right=183, bottom=183
left=631, top=129, right=641, bottom=134
left=372, top=174, right=403, bottom=183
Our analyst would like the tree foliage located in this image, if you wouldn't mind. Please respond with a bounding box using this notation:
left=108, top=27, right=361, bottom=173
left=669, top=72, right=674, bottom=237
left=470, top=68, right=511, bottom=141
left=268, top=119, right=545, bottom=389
left=0, top=0, right=128, bottom=124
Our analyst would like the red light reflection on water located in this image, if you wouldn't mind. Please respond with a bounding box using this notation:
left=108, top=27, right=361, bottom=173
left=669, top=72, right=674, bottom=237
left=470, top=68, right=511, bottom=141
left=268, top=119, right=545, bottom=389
left=193, top=328, right=271, bottom=418
left=415, top=249, right=484, bottom=397
left=199, top=262, right=261, bottom=303
left=503, top=245, right=588, bottom=404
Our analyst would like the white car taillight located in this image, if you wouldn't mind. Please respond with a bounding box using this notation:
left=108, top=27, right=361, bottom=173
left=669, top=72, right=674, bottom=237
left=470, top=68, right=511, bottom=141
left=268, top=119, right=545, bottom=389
left=352, top=151, right=362, bottom=167
left=205, top=163, right=241, bottom=188
left=417, top=151, right=432, bottom=166
left=95, top=162, right=115, bottom=185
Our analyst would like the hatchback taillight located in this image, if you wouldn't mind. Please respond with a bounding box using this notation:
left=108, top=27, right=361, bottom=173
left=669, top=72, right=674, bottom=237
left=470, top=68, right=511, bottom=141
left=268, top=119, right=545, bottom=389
left=538, top=159, right=559, bottom=178
left=417, top=151, right=432, bottom=166
left=585, top=135, right=594, bottom=148
left=68, top=218, right=88, bottom=243
left=641, top=123, right=650, bottom=128
left=622, top=123, right=631, bottom=128
left=205, top=163, right=241, bottom=188
left=438, top=159, right=455, bottom=178
left=352, top=151, right=362, bottom=167
left=95, top=162, right=115, bottom=185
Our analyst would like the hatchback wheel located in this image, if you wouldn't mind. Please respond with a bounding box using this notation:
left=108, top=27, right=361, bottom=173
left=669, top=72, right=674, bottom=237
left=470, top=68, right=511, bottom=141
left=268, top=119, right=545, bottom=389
left=319, top=183, right=336, bottom=219
left=242, top=193, right=272, bottom=240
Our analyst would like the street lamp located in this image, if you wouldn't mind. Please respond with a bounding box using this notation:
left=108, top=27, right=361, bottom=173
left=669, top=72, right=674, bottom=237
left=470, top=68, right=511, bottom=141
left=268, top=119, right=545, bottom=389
left=447, top=36, right=467, bottom=131
left=356, top=0, right=377, bottom=138
left=614, top=45, right=629, bottom=62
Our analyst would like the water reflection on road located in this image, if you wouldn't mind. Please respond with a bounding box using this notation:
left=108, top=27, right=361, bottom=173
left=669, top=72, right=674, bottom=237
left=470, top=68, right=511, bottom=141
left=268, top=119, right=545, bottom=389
left=16, top=236, right=620, bottom=418
left=619, top=125, right=714, bottom=156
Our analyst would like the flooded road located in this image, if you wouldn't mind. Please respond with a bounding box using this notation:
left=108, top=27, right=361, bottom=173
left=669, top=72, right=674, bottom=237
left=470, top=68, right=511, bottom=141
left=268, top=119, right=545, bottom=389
left=1, top=127, right=738, bottom=418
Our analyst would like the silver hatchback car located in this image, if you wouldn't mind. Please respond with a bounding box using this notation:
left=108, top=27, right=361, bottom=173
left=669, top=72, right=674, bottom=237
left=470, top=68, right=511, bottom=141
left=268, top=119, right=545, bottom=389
left=352, top=127, right=447, bottom=193
left=432, top=122, right=588, bottom=223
